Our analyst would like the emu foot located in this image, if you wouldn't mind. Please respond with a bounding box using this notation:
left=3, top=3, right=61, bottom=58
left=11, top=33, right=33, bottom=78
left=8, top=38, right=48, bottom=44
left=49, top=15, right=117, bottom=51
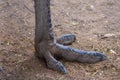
left=38, top=43, right=107, bottom=73
left=37, top=35, right=107, bottom=73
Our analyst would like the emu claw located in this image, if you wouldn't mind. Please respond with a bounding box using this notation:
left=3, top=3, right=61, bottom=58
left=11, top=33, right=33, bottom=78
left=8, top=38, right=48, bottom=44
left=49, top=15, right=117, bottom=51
left=56, top=62, right=67, bottom=74
left=93, top=52, right=107, bottom=61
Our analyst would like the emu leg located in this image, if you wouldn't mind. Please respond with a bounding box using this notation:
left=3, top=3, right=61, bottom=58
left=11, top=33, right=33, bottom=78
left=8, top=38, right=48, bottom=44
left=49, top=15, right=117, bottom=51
left=34, top=0, right=67, bottom=73
left=34, top=0, right=107, bottom=73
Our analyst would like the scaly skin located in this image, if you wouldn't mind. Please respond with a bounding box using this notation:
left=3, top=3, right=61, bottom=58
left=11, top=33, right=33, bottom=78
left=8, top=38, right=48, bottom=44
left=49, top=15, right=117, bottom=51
left=34, top=0, right=107, bottom=74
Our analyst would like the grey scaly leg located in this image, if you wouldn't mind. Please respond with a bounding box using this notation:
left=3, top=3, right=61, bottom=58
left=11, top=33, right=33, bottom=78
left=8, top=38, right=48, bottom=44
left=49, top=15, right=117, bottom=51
left=34, top=0, right=107, bottom=74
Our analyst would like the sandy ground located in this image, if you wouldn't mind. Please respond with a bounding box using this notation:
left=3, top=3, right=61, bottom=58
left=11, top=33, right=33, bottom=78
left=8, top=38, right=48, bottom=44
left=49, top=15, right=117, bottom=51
left=0, top=0, right=120, bottom=80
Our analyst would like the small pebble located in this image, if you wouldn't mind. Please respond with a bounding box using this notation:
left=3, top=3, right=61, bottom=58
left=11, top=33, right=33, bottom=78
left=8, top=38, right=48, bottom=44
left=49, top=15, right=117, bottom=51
left=86, top=5, right=95, bottom=11
left=100, top=33, right=115, bottom=39
left=110, top=49, right=116, bottom=54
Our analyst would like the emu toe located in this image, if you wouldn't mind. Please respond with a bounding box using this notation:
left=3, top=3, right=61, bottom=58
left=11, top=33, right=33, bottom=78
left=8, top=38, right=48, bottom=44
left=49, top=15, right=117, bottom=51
left=47, top=61, right=67, bottom=74
left=57, top=34, right=76, bottom=45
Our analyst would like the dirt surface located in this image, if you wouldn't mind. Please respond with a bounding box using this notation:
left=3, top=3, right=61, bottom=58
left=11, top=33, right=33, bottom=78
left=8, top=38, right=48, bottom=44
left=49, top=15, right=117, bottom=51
left=0, top=0, right=120, bottom=80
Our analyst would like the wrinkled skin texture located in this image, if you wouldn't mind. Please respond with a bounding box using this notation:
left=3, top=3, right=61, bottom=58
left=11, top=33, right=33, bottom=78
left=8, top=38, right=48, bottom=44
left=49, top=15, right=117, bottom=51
left=34, top=0, right=107, bottom=74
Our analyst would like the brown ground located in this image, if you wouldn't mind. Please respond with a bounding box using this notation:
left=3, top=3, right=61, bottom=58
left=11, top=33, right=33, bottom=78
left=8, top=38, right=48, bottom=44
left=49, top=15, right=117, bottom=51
left=0, top=0, right=120, bottom=80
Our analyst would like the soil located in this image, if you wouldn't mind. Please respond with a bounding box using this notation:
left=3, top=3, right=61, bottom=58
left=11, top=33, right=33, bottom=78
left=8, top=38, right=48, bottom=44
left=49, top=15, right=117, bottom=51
left=0, top=0, right=120, bottom=80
